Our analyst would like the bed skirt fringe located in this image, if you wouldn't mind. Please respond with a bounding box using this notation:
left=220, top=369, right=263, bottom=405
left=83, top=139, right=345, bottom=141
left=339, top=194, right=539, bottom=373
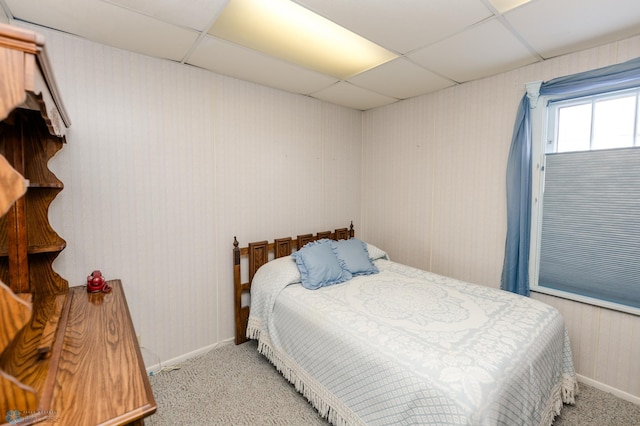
left=251, top=332, right=361, bottom=426
left=248, top=325, right=578, bottom=426
left=561, top=373, right=578, bottom=405
left=540, top=373, right=578, bottom=426
left=246, top=322, right=261, bottom=340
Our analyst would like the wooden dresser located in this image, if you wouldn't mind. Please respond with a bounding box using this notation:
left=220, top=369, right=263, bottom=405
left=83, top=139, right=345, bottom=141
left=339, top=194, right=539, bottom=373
left=42, top=280, right=156, bottom=425
left=0, top=23, right=156, bottom=425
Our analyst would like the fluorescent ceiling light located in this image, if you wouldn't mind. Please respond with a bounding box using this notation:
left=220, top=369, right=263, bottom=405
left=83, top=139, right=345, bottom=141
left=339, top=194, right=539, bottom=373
left=489, top=0, right=532, bottom=14
left=208, top=0, right=398, bottom=79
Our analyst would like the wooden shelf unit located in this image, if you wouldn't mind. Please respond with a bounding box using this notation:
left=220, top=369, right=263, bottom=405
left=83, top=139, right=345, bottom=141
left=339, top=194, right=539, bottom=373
left=0, top=23, right=156, bottom=425
left=0, top=22, right=69, bottom=297
left=0, top=108, right=68, bottom=296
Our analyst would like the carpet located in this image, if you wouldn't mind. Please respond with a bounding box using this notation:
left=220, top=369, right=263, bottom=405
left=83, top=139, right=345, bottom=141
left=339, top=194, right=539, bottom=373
left=147, top=340, right=640, bottom=425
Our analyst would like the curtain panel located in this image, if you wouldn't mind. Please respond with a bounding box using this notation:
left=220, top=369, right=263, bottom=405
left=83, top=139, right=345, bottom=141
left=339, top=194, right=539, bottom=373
left=500, top=56, right=640, bottom=296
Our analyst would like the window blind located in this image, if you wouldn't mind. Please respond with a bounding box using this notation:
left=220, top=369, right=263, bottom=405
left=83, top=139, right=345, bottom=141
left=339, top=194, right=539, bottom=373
left=539, top=147, right=640, bottom=309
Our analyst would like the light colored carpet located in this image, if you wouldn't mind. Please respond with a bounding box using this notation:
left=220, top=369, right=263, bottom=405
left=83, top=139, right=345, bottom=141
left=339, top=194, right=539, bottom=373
left=147, top=341, right=327, bottom=425
left=147, top=340, right=640, bottom=425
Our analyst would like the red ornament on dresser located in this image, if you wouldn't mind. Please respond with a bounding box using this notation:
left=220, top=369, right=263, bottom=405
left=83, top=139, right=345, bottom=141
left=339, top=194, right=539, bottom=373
left=86, top=270, right=111, bottom=293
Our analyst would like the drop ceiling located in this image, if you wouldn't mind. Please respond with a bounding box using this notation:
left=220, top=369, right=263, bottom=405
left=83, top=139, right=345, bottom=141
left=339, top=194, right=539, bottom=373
left=1, top=0, right=640, bottom=110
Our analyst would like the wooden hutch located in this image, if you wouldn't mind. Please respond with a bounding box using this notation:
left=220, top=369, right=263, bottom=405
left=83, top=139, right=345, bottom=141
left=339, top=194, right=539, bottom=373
left=0, top=23, right=155, bottom=425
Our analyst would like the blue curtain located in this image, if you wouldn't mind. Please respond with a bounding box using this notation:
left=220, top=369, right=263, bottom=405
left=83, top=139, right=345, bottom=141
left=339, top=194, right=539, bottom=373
left=500, top=56, right=640, bottom=295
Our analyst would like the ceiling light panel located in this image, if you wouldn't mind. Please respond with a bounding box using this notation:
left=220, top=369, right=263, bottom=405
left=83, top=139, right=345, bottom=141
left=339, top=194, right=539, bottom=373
left=208, top=0, right=397, bottom=79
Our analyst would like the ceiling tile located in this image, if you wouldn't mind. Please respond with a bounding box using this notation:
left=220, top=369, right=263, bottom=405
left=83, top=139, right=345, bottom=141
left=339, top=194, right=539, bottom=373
left=4, top=0, right=640, bottom=111
left=101, top=0, right=229, bottom=31
left=187, top=36, right=339, bottom=95
left=348, top=58, right=456, bottom=99
left=505, top=0, right=640, bottom=59
left=310, top=82, right=398, bottom=111
left=408, top=18, right=539, bottom=83
left=295, top=0, right=493, bottom=54
left=5, top=0, right=199, bottom=61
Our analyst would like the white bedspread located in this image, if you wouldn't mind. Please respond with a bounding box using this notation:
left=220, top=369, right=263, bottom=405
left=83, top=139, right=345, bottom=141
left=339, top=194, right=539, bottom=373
left=247, top=258, right=576, bottom=426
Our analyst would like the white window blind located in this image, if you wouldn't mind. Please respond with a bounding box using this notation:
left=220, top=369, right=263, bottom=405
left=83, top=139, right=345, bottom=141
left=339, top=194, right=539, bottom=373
left=539, top=147, right=640, bottom=309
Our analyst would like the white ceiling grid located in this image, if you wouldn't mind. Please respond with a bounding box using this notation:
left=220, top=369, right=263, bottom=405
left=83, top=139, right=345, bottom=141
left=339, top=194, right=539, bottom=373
left=2, top=0, right=640, bottom=110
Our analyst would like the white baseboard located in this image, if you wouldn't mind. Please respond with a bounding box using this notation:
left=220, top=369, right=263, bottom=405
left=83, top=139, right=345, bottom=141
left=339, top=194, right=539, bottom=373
left=577, top=374, right=640, bottom=406
left=142, top=337, right=235, bottom=375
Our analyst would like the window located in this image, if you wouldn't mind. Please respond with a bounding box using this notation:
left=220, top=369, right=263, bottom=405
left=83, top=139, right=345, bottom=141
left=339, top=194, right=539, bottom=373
left=529, top=87, right=640, bottom=315
left=548, top=90, right=640, bottom=153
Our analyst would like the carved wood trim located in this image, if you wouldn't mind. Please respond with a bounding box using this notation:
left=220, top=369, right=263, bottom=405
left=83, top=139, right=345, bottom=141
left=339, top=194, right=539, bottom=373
left=334, top=228, right=350, bottom=240
left=0, top=23, right=70, bottom=133
left=274, top=237, right=292, bottom=259
left=316, top=231, right=331, bottom=240
left=296, top=234, right=314, bottom=249
left=248, top=241, right=269, bottom=283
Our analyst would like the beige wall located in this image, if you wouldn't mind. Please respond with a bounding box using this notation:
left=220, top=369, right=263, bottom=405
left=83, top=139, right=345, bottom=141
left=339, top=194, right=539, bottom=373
left=21, top=21, right=640, bottom=401
left=24, top=24, right=362, bottom=366
left=361, top=35, right=640, bottom=401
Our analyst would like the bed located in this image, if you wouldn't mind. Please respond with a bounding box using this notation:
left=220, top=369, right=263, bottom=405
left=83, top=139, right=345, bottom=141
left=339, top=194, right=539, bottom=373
left=233, top=224, right=577, bottom=425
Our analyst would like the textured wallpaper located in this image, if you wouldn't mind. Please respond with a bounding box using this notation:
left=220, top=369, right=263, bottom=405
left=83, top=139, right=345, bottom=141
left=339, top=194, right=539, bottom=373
left=18, top=22, right=640, bottom=401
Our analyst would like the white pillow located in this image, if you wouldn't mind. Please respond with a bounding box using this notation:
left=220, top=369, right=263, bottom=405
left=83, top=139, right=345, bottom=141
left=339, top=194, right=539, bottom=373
left=366, top=243, right=389, bottom=261
left=252, top=255, right=301, bottom=286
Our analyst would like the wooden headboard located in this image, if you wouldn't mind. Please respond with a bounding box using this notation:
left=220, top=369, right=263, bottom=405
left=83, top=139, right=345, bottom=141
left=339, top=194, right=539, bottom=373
left=233, top=222, right=354, bottom=344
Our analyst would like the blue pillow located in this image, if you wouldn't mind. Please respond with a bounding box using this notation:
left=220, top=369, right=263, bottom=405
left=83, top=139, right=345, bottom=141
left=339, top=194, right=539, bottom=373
left=331, top=238, right=379, bottom=276
left=292, top=239, right=352, bottom=289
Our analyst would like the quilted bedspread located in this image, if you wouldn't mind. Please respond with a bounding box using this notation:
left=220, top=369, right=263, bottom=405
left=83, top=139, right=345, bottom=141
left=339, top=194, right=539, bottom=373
left=247, top=258, right=576, bottom=426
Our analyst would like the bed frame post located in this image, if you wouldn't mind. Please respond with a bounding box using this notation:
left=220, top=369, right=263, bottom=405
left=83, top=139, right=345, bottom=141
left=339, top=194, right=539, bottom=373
left=233, top=237, right=247, bottom=345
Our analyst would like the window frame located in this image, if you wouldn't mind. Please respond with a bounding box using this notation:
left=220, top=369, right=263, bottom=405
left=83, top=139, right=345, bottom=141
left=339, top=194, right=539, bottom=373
left=528, top=87, right=640, bottom=316
left=546, top=88, right=640, bottom=153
